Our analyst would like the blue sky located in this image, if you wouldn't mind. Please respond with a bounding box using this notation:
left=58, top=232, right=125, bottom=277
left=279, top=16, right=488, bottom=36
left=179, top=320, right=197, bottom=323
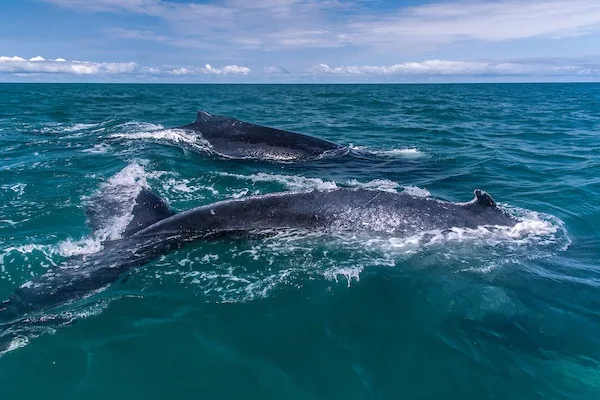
left=1, top=0, right=600, bottom=82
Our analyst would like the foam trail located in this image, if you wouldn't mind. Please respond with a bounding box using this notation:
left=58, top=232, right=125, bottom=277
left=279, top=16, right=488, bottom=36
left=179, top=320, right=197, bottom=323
left=347, top=179, right=399, bottom=193
left=109, top=123, right=213, bottom=153
left=219, top=172, right=338, bottom=191
left=220, top=172, right=430, bottom=197
left=350, top=145, right=424, bottom=158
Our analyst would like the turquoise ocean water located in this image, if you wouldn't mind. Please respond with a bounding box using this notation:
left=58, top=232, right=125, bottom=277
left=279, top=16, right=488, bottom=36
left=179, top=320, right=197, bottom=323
left=0, top=83, right=599, bottom=399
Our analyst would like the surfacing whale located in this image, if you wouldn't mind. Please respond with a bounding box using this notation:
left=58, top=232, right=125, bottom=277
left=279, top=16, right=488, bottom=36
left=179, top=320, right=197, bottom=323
left=177, top=111, right=344, bottom=160
left=0, top=186, right=516, bottom=351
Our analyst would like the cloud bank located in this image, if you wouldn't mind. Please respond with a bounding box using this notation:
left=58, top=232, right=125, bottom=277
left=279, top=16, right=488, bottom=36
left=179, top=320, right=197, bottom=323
left=308, top=60, right=600, bottom=77
left=1, top=55, right=598, bottom=82
left=0, top=56, right=251, bottom=77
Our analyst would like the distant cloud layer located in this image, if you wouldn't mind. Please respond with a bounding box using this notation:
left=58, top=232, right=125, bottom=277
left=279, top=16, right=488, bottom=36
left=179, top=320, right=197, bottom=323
left=0, top=56, right=251, bottom=77
left=0, top=56, right=137, bottom=75
left=308, top=60, right=600, bottom=76
left=2, top=55, right=599, bottom=82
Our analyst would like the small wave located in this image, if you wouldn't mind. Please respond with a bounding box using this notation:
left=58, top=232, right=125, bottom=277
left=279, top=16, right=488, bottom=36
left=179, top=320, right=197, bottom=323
left=347, top=179, right=430, bottom=196
left=0, top=244, right=57, bottom=282
left=402, top=186, right=431, bottom=197
left=81, top=143, right=111, bottom=154
left=0, top=219, right=19, bottom=227
left=163, top=177, right=220, bottom=197
left=1, top=183, right=26, bottom=198
left=219, top=172, right=338, bottom=191
left=62, top=123, right=101, bottom=133
left=57, top=238, right=104, bottom=257
left=109, top=124, right=214, bottom=154
left=346, top=179, right=399, bottom=193
left=115, top=121, right=164, bottom=131
left=350, top=145, right=424, bottom=158
left=30, top=121, right=112, bottom=136
left=220, top=172, right=431, bottom=199
left=0, top=244, right=56, bottom=267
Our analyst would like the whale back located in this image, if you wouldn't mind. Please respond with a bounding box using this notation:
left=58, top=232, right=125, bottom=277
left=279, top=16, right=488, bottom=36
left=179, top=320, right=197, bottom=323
left=177, top=111, right=341, bottom=159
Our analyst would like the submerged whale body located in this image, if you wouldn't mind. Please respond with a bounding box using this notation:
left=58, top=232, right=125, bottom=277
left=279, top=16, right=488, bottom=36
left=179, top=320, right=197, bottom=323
left=177, top=111, right=343, bottom=160
left=0, top=186, right=516, bottom=350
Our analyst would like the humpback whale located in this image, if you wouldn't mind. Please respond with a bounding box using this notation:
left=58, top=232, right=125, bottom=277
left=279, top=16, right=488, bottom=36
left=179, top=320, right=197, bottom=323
left=0, top=186, right=516, bottom=351
left=176, top=111, right=343, bottom=160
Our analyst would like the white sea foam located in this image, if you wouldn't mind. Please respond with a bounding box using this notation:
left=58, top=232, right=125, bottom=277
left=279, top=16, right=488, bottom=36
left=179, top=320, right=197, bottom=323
left=365, top=206, right=569, bottom=256
left=163, top=177, right=219, bottom=196
left=219, top=172, right=338, bottom=191
left=347, top=178, right=399, bottom=192
left=0, top=244, right=56, bottom=261
left=1, top=183, right=26, bottom=197
left=62, top=123, right=100, bottom=132
left=3, top=337, right=29, bottom=354
left=350, top=145, right=424, bottom=158
left=0, top=219, right=18, bottom=227
left=34, top=121, right=110, bottom=137
left=57, top=238, right=104, bottom=257
left=0, top=244, right=58, bottom=282
left=81, top=143, right=110, bottom=154
left=402, top=186, right=431, bottom=197
left=109, top=124, right=213, bottom=153
left=220, top=172, right=430, bottom=199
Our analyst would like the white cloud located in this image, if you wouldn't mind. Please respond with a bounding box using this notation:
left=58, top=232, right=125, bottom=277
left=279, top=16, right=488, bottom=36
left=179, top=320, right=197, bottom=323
left=308, top=60, right=600, bottom=76
left=167, top=64, right=251, bottom=75
left=0, top=55, right=250, bottom=77
left=219, top=65, right=251, bottom=75
left=0, top=56, right=137, bottom=75
left=2, top=55, right=598, bottom=82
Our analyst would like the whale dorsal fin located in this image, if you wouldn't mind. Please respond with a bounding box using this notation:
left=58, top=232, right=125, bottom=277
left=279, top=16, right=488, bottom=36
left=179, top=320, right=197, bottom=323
left=195, top=110, right=213, bottom=122
left=177, top=111, right=230, bottom=132
left=472, top=189, right=496, bottom=207
left=123, top=189, right=176, bottom=237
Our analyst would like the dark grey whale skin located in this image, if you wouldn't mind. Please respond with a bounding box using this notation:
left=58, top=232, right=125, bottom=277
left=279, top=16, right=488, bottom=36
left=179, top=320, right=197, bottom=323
left=177, top=111, right=343, bottom=160
left=0, top=188, right=515, bottom=339
left=136, top=188, right=515, bottom=238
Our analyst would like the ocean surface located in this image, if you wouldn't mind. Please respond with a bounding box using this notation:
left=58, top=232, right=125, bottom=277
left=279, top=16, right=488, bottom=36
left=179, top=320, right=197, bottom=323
left=0, top=83, right=599, bottom=399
